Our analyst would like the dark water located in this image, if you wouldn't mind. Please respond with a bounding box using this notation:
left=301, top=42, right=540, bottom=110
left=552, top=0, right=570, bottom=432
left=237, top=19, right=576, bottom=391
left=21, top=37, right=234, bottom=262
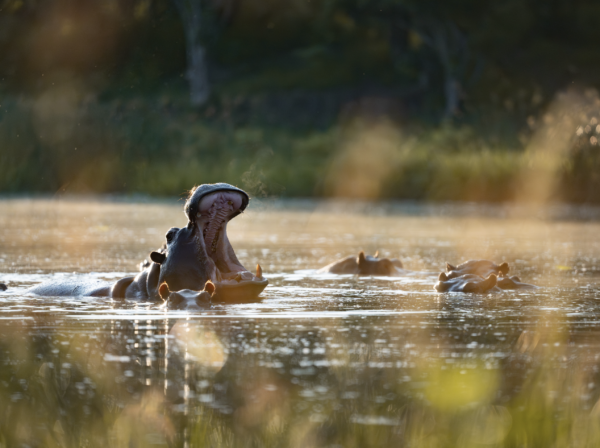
left=1, top=199, right=600, bottom=447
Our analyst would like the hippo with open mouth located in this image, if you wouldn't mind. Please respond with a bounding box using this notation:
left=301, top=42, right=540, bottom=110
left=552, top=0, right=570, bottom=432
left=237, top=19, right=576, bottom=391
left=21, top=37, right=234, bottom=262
left=146, top=183, right=268, bottom=303
left=27, top=183, right=268, bottom=303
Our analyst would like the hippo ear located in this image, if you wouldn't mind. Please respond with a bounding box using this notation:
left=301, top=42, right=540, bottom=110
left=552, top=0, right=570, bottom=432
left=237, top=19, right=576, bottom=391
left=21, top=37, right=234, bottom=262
left=158, top=282, right=170, bottom=300
left=438, top=272, right=448, bottom=281
left=151, top=251, right=166, bottom=264
left=486, top=273, right=498, bottom=287
left=204, top=280, right=216, bottom=296
left=373, top=251, right=379, bottom=258
left=358, top=251, right=366, bottom=262
left=499, top=262, right=509, bottom=275
left=446, top=263, right=456, bottom=272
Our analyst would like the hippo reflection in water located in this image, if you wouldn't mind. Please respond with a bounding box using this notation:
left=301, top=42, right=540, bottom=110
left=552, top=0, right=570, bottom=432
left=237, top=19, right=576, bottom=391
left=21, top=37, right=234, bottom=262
left=435, top=259, right=538, bottom=293
left=28, top=183, right=268, bottom=304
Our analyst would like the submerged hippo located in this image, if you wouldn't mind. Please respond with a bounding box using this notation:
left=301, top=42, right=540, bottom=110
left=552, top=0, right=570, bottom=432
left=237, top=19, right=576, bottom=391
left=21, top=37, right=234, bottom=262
left=319, top=251, right=405, bottom=276
left=435, top=272, right=499, bottom=293
left=28, top=183, right=268, bottom=303
left=496, top=275, right=538, bottom=290
left=0, top=283, right=6, bottom=291
left=158, top=280, right=215, bottom=310
left=445, top=260, right=509, bottom=279
left=435, top=259, right=537, bottom=293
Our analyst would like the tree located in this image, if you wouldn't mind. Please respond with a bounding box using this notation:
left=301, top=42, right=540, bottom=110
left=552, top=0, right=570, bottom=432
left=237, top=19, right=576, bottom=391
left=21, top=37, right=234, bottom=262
left=171, top=0, right=235, bottom=106
left=171, top=0, right=210, bottom=106
left=326, top=0, right=482, bottom=119
left=409, top=16, right=474, bottom=119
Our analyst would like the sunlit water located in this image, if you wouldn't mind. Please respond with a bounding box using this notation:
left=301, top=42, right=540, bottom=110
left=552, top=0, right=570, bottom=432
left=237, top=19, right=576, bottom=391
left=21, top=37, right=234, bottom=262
left=1, top=198, right=600, bottom=447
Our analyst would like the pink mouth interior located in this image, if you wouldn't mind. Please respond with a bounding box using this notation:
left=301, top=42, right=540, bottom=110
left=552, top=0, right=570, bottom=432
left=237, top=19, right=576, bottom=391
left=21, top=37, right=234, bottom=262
left=196, top=191, right=263, bottom=284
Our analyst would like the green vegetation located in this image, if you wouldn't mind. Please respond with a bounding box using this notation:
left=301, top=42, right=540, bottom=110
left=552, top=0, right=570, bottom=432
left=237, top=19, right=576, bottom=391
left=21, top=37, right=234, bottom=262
left=2, top=91, right=600, bottom=202
left=2, top=0, right=600, bottom=202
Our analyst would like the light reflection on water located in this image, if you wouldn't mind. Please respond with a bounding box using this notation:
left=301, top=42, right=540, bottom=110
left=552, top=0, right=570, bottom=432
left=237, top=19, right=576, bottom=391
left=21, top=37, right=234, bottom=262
left=1, top=199, right=600, bottom=446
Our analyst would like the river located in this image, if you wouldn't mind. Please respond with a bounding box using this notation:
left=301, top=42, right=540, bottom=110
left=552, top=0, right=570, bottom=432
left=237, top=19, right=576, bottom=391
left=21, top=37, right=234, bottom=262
left=1, top=198, right=600, bottom=447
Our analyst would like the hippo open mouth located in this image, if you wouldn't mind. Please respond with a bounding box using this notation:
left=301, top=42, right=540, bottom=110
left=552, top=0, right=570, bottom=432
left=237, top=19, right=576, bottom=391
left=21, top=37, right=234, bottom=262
left=185, top=183, right=268, bottom=303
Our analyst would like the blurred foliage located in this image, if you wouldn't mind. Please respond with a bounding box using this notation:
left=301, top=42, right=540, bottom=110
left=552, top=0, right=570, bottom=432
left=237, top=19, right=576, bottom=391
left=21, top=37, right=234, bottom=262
left=1, top=0, right=600, bottom=201
left=2, top=91, right=600, bottom=203
left=3, top=314, right=600, bottom=447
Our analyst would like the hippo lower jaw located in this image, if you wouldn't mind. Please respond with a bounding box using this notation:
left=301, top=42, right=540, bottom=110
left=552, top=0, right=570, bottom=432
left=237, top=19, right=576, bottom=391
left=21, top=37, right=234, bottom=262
left=193, top=189, right=268, bottom=303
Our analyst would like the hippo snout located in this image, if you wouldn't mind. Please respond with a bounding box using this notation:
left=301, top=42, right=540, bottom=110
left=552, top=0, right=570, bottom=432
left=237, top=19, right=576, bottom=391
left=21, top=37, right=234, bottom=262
left=434, top=273, right=498, bottom=293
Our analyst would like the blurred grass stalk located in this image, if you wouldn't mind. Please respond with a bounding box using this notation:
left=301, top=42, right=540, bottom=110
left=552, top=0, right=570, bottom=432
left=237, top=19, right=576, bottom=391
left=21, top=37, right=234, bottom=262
left=2, top=315, right=600, bottom=447
left=1, top=87, right=600, bottom=203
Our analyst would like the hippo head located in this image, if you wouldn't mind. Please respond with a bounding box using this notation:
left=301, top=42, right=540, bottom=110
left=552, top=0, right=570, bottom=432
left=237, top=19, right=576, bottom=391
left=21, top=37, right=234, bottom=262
left=445, top=260, right=509, bottom=279
left=435, top=272, right=498, bottom=293
left=496, top=275, right=538, bottom=290
left=151, top=183, right=268, bottom=303
left=357, top=251, right=398, bottom=276
left=159, top=280, right=215, bottom=310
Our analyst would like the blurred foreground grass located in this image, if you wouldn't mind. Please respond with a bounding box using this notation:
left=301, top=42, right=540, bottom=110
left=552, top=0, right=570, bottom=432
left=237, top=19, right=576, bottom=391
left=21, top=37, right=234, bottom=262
left=1, top=89, right=600, bottom=203
left=3, top=317, right=600, bottom=448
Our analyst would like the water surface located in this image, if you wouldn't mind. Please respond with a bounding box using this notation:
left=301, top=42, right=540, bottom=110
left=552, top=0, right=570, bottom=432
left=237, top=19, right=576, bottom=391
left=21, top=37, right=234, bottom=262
left=1, top=198, right=600, bottom=447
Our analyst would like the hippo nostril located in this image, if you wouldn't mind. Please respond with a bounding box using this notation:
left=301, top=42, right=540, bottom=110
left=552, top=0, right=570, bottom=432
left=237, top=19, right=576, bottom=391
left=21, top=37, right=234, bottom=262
left=195, top=292, right=211, bottom=307
left=463, top=282, right=478, bottom=293
left=170, top=294, right=183, bottom=306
